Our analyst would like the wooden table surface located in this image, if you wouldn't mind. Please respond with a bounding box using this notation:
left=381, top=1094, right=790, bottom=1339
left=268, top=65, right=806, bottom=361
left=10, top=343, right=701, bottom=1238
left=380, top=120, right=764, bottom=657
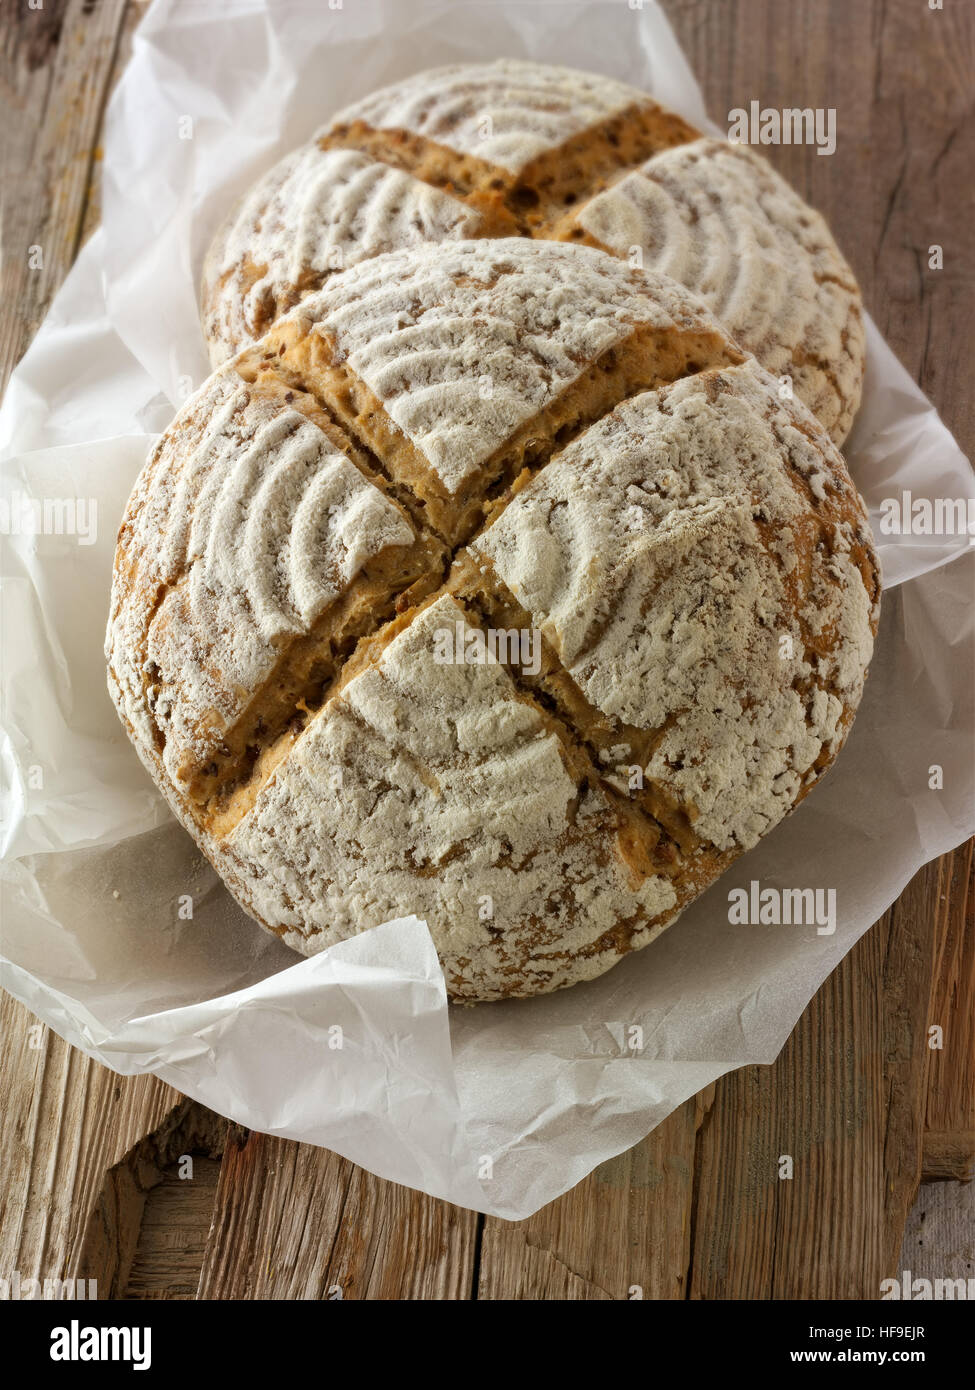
left=1, top=0, right=972, bottom=1300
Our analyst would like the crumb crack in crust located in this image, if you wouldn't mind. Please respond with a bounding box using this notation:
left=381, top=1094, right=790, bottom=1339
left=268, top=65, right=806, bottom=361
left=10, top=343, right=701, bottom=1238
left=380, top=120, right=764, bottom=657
left=201, top=58, right=865, bottom=444
left=111, top=237, right=880, bottom=1002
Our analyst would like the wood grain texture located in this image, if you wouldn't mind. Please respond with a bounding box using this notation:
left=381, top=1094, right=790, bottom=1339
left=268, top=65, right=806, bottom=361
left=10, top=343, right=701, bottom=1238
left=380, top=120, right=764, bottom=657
left=197, top=1132, right=478, bottom=1300
left=0, top=0, right=972, bottom=1300
left=478, top=1087, right=712, bottom=1300
left=685, top=861, right=948, bottom=1298
left=665, top=0, right=975, bottom=459
left=0, top=990, right=182, bottom=1292
left=0, top=0, right=129, bottom=396
left=923, top=841, right=974, bottom=1180
left=122, top=1156, right=224, bottom=1300
left=898, top=1181, right=975, bottom=1287
left=75, top=1099, right=230, bottom=1300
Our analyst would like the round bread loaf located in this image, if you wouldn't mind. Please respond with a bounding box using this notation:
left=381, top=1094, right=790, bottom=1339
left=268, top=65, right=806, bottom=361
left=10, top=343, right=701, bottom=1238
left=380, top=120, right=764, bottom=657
left=110, top=238, right=880, bottom=1002
left=201, top=59, right=865, bottom=444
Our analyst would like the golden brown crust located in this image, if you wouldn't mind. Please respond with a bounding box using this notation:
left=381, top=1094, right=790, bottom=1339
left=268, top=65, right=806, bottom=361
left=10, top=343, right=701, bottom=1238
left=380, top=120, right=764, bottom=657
left=323, top=97, right=699, bottom=230
left=119, top=238, right=880, bottom=1002
left=201, top=61, right=865, bottom=443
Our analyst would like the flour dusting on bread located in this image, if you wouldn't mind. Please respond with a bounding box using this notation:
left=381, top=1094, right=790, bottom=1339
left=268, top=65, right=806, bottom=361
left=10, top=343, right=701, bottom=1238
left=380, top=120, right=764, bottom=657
left=114, top=238, right=879, bottom=1001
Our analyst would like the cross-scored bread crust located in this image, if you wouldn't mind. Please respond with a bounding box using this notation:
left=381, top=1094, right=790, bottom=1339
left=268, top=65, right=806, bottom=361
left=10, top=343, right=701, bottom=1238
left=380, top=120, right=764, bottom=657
left=224, top=593, right=684, bottom=1000
left=247, top=238, right=743, bottom=543
left=201, top=146, right=493, bottom=366
left=112, top=238, right=880, bottom=1002
left=201, top=59, right=865, bottom=444
left=557, top=138, right=866, bottom=444
left=329, top=60, right=650, bottom=173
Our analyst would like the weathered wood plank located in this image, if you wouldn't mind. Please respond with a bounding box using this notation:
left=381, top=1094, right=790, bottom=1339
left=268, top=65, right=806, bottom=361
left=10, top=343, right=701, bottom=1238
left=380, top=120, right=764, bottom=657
left=0, top=0, right=129, bottom=396
left=478, top=1089, right=712, bottom=1301
left=685, top=859, right=952, bottom=1298
left=75, top=1099, right=230, bottom=1300
left=196, top=1131, right=479, bottom=1300
left=0, top=991, right=183, bottom=1292
left=687, top=930, right=886, bottom=1299
left=898, top=1180, right=975, bottom=1289
left=923, top=841, right=974, bottom=1180
left=122, top=1156, right=224, bottom=1301
left=681, top=861, right=940, bottom=1295
left=79, top=0, right=150, bottom=249
left=664, top=0, right=975, bottom=458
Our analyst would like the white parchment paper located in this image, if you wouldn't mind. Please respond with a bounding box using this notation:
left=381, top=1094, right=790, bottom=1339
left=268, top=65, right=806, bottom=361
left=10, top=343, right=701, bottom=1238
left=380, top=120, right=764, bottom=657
left=1, top=0, right=973, bottom=1219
